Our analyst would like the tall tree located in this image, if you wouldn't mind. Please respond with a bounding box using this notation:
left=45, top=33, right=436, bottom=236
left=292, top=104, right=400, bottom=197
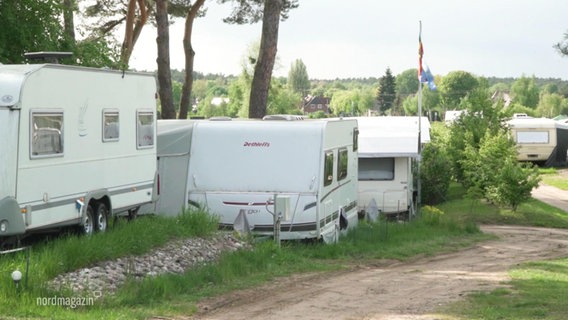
left=220, top=0, right=298, bottom=118
left=511, top=75, right=540, bottom=109
left=176, top=0, right=206, bottom=119
left=376, top=67, right=397, bottom=114
left=288, top=59, right=310, bottom=95
left=155, top=0, right=176, bottom=119
left=438, top=70, right=479, bottom=109
left=82, top=0, right=152, bottom=68
left=62, top=0, right=76, bottom=46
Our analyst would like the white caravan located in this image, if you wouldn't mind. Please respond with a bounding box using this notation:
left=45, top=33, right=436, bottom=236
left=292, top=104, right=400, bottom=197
left=507, top=117, right=568, bottom=166
left=0, top=63, right=158, bottom=244
left=355, top=116, right=430, bottom=218
left=186, top=118, right=359, bottom=243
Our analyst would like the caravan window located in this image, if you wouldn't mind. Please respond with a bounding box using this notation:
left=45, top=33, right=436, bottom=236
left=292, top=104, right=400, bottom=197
left=516, top=131, right=549, bottom=144
left=30, top=111, right=64, bottom=158
left=102, top=109, right=120, bottom=142
left=358, top=158, right=394, bottom=181
left=136, top=111, right=154, bottom=149
left=337, top=148, right=348, bottom=181
left=324, top=151, right=334, bottom=186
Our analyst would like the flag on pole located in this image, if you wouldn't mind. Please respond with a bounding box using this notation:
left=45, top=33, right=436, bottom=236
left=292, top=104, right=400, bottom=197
left=418, top=22, right=436, bottom=91
left=418, top=29, right=423, bottom=79
left=420, top=65, right=437, bottom=90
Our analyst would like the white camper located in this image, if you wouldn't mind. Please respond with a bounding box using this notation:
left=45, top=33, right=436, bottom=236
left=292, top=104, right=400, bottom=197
left=0, top=63, right=158, bottom=244
left=355, top=116, right=430, bottom=218
left=186, top=118, right=359, bottom=243
left=507, top=117, right=568, bottom=166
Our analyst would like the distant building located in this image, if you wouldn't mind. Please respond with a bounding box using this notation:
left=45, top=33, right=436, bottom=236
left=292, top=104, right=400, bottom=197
left=491, top=90, right=512, bottom=108
left=303, top=95, right=330, bottom=114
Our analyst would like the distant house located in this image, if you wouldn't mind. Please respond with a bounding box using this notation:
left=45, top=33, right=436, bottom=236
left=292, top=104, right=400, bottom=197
left=303, top=95, right=330, bottom=114
left=491, top=90, right=512, bottom=108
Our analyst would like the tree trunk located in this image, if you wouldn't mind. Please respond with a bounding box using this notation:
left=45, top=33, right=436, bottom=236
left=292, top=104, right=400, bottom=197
left=62, top=0, right=75, bottom=43
left=249, top=0, right=282, bottom=119
left=179, top=0, right=205, bottom=119
left=121, top=0, right=149, bottom=67
left=155, top=0, right=175, bottom=119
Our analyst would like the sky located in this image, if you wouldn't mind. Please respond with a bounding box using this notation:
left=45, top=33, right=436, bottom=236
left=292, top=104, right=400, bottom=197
left=128, top=0, right=568, bottom=80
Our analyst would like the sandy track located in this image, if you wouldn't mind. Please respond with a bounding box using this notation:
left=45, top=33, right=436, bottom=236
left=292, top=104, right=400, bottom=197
left=186, top=225, right=568, bottom=320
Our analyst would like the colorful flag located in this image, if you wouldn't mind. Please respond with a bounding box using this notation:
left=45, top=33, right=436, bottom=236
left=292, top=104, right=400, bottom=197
left=420, top=65, right=437, bottom=90
left=418, top=22, right=436, bottom=90
left=418, top=33, right=423, bottom=79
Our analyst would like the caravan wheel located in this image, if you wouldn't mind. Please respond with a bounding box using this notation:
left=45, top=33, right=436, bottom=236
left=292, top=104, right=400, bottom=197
left=95, top=203, right=109, bottom=232
left=82, top=204, right=95, bottom=235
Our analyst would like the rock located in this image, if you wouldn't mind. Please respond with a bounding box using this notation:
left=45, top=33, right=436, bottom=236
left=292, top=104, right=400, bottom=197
left=48, top=232, right=251, bottom=295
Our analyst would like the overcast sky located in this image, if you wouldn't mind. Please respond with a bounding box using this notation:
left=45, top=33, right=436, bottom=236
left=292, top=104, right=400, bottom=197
left=128, top=0, right=568, bottom=80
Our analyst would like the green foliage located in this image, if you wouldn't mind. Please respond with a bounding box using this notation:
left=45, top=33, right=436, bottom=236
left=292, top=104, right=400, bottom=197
left=505, top=103, right=539, bottom=118
left=536, top=92, right=568, bottom=118
left=287, top=59, right=310, bottom=95
left=0, top=0, right=66, bottom=64
left=511, top=75, right=540, bottom=108
left=219, top=0, right=299, bottom=24
left=485, top=160, right=540, bottom=211
left=395, top=68, right=419, bottom=100
left=438, top=71, right=479, bottom=109
left=329, top=88, right=375, bottom=116
left=420, top=138, right=452, bottom=205
left=267, top=84, right=303, bottom=115
left=376, top=67, right=397, bottom=114
left=447, top=87, right=507, bottom=183
left=421, top=205, right=445, bottom=226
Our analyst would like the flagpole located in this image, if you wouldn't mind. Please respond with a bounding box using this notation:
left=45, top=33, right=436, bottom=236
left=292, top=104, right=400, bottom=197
left=416, top=21, right=423, bottom=219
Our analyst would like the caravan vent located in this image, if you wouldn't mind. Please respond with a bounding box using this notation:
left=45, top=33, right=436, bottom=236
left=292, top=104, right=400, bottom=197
left=209, top=116, right=232, bottom=121
left=263, top=114, right=305, bottom=121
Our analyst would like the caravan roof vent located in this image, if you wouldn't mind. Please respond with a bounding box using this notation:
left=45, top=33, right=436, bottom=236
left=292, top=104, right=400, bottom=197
left=209, top=116, right=232, bottom=121
left=263, top=114, right=305, bottom=121
left=24, top=52, right=73, bottom=64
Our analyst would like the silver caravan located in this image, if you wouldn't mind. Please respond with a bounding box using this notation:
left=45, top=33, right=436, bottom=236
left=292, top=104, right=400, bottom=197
left=186, top=118, right=359, bottom=243
left=355, top=116, right=430, bottom=218
left=0, top=64, right=158, bottom=244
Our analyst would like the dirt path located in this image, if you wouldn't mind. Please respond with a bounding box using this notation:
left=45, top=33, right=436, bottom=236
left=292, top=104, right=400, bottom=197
left=186, top=225, right=568, bottom=320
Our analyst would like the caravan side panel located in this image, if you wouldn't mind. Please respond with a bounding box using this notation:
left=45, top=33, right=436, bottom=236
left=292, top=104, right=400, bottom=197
left=12, top=66, right=157, bottom=233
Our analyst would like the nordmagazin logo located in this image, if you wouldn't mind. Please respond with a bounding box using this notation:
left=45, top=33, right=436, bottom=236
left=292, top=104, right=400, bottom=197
left=243, top=141, right=270, bottom=147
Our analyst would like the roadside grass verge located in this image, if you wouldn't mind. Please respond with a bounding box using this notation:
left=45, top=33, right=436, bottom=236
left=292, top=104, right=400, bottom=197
left=438, top=183, right=568, bottom=228
left=441, top=258, right=568, bottom=320
left=539, top=167, right=568, bottom=190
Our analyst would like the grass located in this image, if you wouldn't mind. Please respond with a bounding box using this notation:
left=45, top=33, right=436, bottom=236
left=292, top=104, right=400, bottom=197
left=442, top=258, right=568, bottom=320
left=539, top=167, right=568, bottom=190
left=1, top=178, right=568, bottom=319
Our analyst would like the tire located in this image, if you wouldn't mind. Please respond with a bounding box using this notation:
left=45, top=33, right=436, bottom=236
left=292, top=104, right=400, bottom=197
left=82, top=204, right=95, bottom=235
left=95, top=202, right=109, bottom=232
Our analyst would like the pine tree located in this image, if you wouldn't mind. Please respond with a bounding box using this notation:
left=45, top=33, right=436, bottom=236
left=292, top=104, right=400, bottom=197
left=376, top=67, right=397, bottom=114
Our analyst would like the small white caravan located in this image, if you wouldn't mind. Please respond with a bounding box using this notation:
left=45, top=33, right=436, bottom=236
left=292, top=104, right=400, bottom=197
left=355, top=116, right=430, bottom=218
left=507, top=117, right=568, bottom=166
left=0, top=63, right=158, bottom=243
left=186, top=118, right=359, bottom=243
